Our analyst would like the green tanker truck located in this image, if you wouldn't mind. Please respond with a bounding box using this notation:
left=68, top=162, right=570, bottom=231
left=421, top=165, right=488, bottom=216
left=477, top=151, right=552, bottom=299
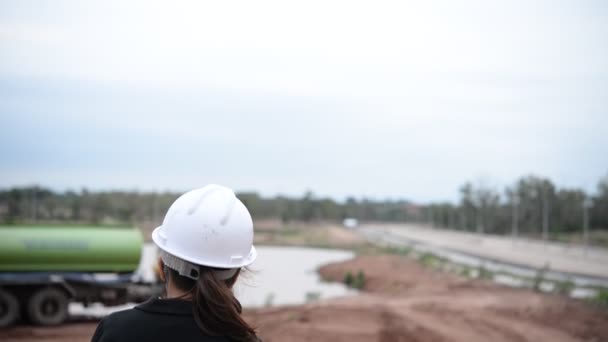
left=0, top=226, right=160, bottom=327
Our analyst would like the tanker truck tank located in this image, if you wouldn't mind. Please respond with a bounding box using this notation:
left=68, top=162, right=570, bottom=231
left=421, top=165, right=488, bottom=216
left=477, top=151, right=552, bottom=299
left=0, top=226, right=160, bottom=327
left=0, top=226, right=142, bottom=273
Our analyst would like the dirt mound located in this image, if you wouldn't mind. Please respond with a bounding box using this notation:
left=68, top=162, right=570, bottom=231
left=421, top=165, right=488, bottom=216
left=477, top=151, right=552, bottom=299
left=319, top=254, right=466, bottom=293
left=247, top=255, right=608, bottom=342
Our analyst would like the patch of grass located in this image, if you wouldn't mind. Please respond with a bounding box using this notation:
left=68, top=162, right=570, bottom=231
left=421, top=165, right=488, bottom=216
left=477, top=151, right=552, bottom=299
left=418, top=253, right=435, bottom=267
left=477, top=264, right=494, bottom=280
left=354, top=244, right=412, bottom=256
left=459, top=266, right=473, bottom=278
left=383, top=246, right=412, bottom=256
left=590, top=288, right=608, bottom=308
left=554, top=279, right=575, bottom=296
left=532, top=263, right=550, bottom=292
left=418, top=252, right=446, bottom=269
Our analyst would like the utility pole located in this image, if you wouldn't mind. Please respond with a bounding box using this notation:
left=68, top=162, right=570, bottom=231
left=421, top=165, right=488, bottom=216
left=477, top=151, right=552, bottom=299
left=459, top=210, right=466, bottom=231
left=476, top=208, right=483, bottom=235
left=475, top=197, right=484, bottom=235
left=511, top=193, right=520, bottom=245
left=583, top=197, right=592, bottom=257
left=448, top=208, right=455, bottom=230
left=542, top=186, right=549, bottom=243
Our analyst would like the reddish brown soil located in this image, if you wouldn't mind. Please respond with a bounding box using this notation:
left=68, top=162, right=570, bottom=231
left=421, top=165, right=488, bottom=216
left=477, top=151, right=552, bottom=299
left=246, top=255, right=608, bottom=342
left=0, top=322, right=98, bottom=342
left=2, top=255, right=607, bottom=342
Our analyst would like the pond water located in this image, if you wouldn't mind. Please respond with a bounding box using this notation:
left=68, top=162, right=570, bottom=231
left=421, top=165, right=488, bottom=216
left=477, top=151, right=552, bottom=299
left=70, top=245, right=356, bottom=317
left=235, top=246, right=357, bottom=307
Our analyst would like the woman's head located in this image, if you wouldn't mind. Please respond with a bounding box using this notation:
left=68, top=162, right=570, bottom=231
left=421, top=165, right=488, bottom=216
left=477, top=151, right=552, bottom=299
left=151, top=185, right=258, bottom=341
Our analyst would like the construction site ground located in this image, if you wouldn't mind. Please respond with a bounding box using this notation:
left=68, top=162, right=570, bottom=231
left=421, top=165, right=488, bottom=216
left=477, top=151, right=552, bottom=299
left=2, top=254, right=607, bottom=342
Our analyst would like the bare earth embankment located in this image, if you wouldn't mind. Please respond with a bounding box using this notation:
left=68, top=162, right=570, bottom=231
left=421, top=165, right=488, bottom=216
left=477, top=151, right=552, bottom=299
left=246, top=255, right=608, bottom=342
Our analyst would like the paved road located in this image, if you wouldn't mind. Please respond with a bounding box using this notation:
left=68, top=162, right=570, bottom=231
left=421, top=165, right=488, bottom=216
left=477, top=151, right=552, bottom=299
left=358, top=224, right=608, bottom=280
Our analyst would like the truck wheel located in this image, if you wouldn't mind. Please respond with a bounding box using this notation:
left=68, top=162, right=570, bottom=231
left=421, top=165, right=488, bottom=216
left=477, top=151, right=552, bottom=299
left=0, top=289, right=20, bottom=327
left=27, top=288, right=68, bottom=326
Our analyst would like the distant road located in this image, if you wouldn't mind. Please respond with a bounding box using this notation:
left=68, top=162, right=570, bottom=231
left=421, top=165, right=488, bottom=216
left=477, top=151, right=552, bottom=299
left=358, top=224, right=608, bottom=280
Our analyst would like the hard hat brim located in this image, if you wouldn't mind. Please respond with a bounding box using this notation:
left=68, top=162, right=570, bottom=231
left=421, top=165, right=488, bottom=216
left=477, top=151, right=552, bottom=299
left=151, top=226, right=257, bottom=269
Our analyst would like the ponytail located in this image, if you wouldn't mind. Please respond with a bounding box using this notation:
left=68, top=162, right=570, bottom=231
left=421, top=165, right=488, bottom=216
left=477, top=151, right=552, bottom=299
left=165, top=266, right=257, bottom=341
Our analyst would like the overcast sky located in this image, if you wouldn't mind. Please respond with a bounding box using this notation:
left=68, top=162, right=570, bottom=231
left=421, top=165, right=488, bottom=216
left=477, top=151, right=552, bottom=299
left=1, top=0, right=607, bottom=202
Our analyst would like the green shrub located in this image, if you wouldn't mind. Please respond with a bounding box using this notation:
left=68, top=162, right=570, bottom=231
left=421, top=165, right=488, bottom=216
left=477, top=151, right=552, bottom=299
left=353, top=270, right=366, bottom=289
left=344, top=271, right=354, bottom=286
left=343, top=270, right=366, bottom=289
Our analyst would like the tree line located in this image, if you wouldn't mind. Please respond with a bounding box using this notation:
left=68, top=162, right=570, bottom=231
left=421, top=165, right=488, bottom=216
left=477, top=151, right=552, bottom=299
left=0, top=188, right=414, bottom=225
left=1, top=173, right=607, bottom=238
left=429, top=174, right=608, bottom=237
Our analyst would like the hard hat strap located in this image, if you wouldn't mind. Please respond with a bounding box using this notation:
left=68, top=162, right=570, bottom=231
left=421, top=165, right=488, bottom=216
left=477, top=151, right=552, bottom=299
left=159, top=249, right=237, bottom=280
left=213, top=268, right=238, bottom=280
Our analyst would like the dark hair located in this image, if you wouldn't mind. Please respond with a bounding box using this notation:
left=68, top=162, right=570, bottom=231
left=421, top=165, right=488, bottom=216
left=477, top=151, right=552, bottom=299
left=164, top=266, right=257, bottom=342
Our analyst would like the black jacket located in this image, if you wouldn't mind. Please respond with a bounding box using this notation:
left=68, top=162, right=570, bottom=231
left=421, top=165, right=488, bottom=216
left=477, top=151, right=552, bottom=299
left=91, top=298, right=234, bottom=342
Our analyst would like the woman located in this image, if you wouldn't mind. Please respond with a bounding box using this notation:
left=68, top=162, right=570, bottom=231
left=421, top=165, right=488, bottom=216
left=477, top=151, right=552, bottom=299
left=92, top=184, right=259, bottom=342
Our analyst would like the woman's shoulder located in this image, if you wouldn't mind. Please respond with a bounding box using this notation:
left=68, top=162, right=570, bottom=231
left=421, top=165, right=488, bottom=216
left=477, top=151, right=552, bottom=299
left=91, top=300, right=236, bottom=342
left=91, top=307, right=141, bottom=342
left=102, top=306, right=140, bottom=324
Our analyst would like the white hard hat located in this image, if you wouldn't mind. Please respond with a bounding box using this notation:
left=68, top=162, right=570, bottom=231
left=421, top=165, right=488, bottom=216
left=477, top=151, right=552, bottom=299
left=152, top=184, right=257, bottom=276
